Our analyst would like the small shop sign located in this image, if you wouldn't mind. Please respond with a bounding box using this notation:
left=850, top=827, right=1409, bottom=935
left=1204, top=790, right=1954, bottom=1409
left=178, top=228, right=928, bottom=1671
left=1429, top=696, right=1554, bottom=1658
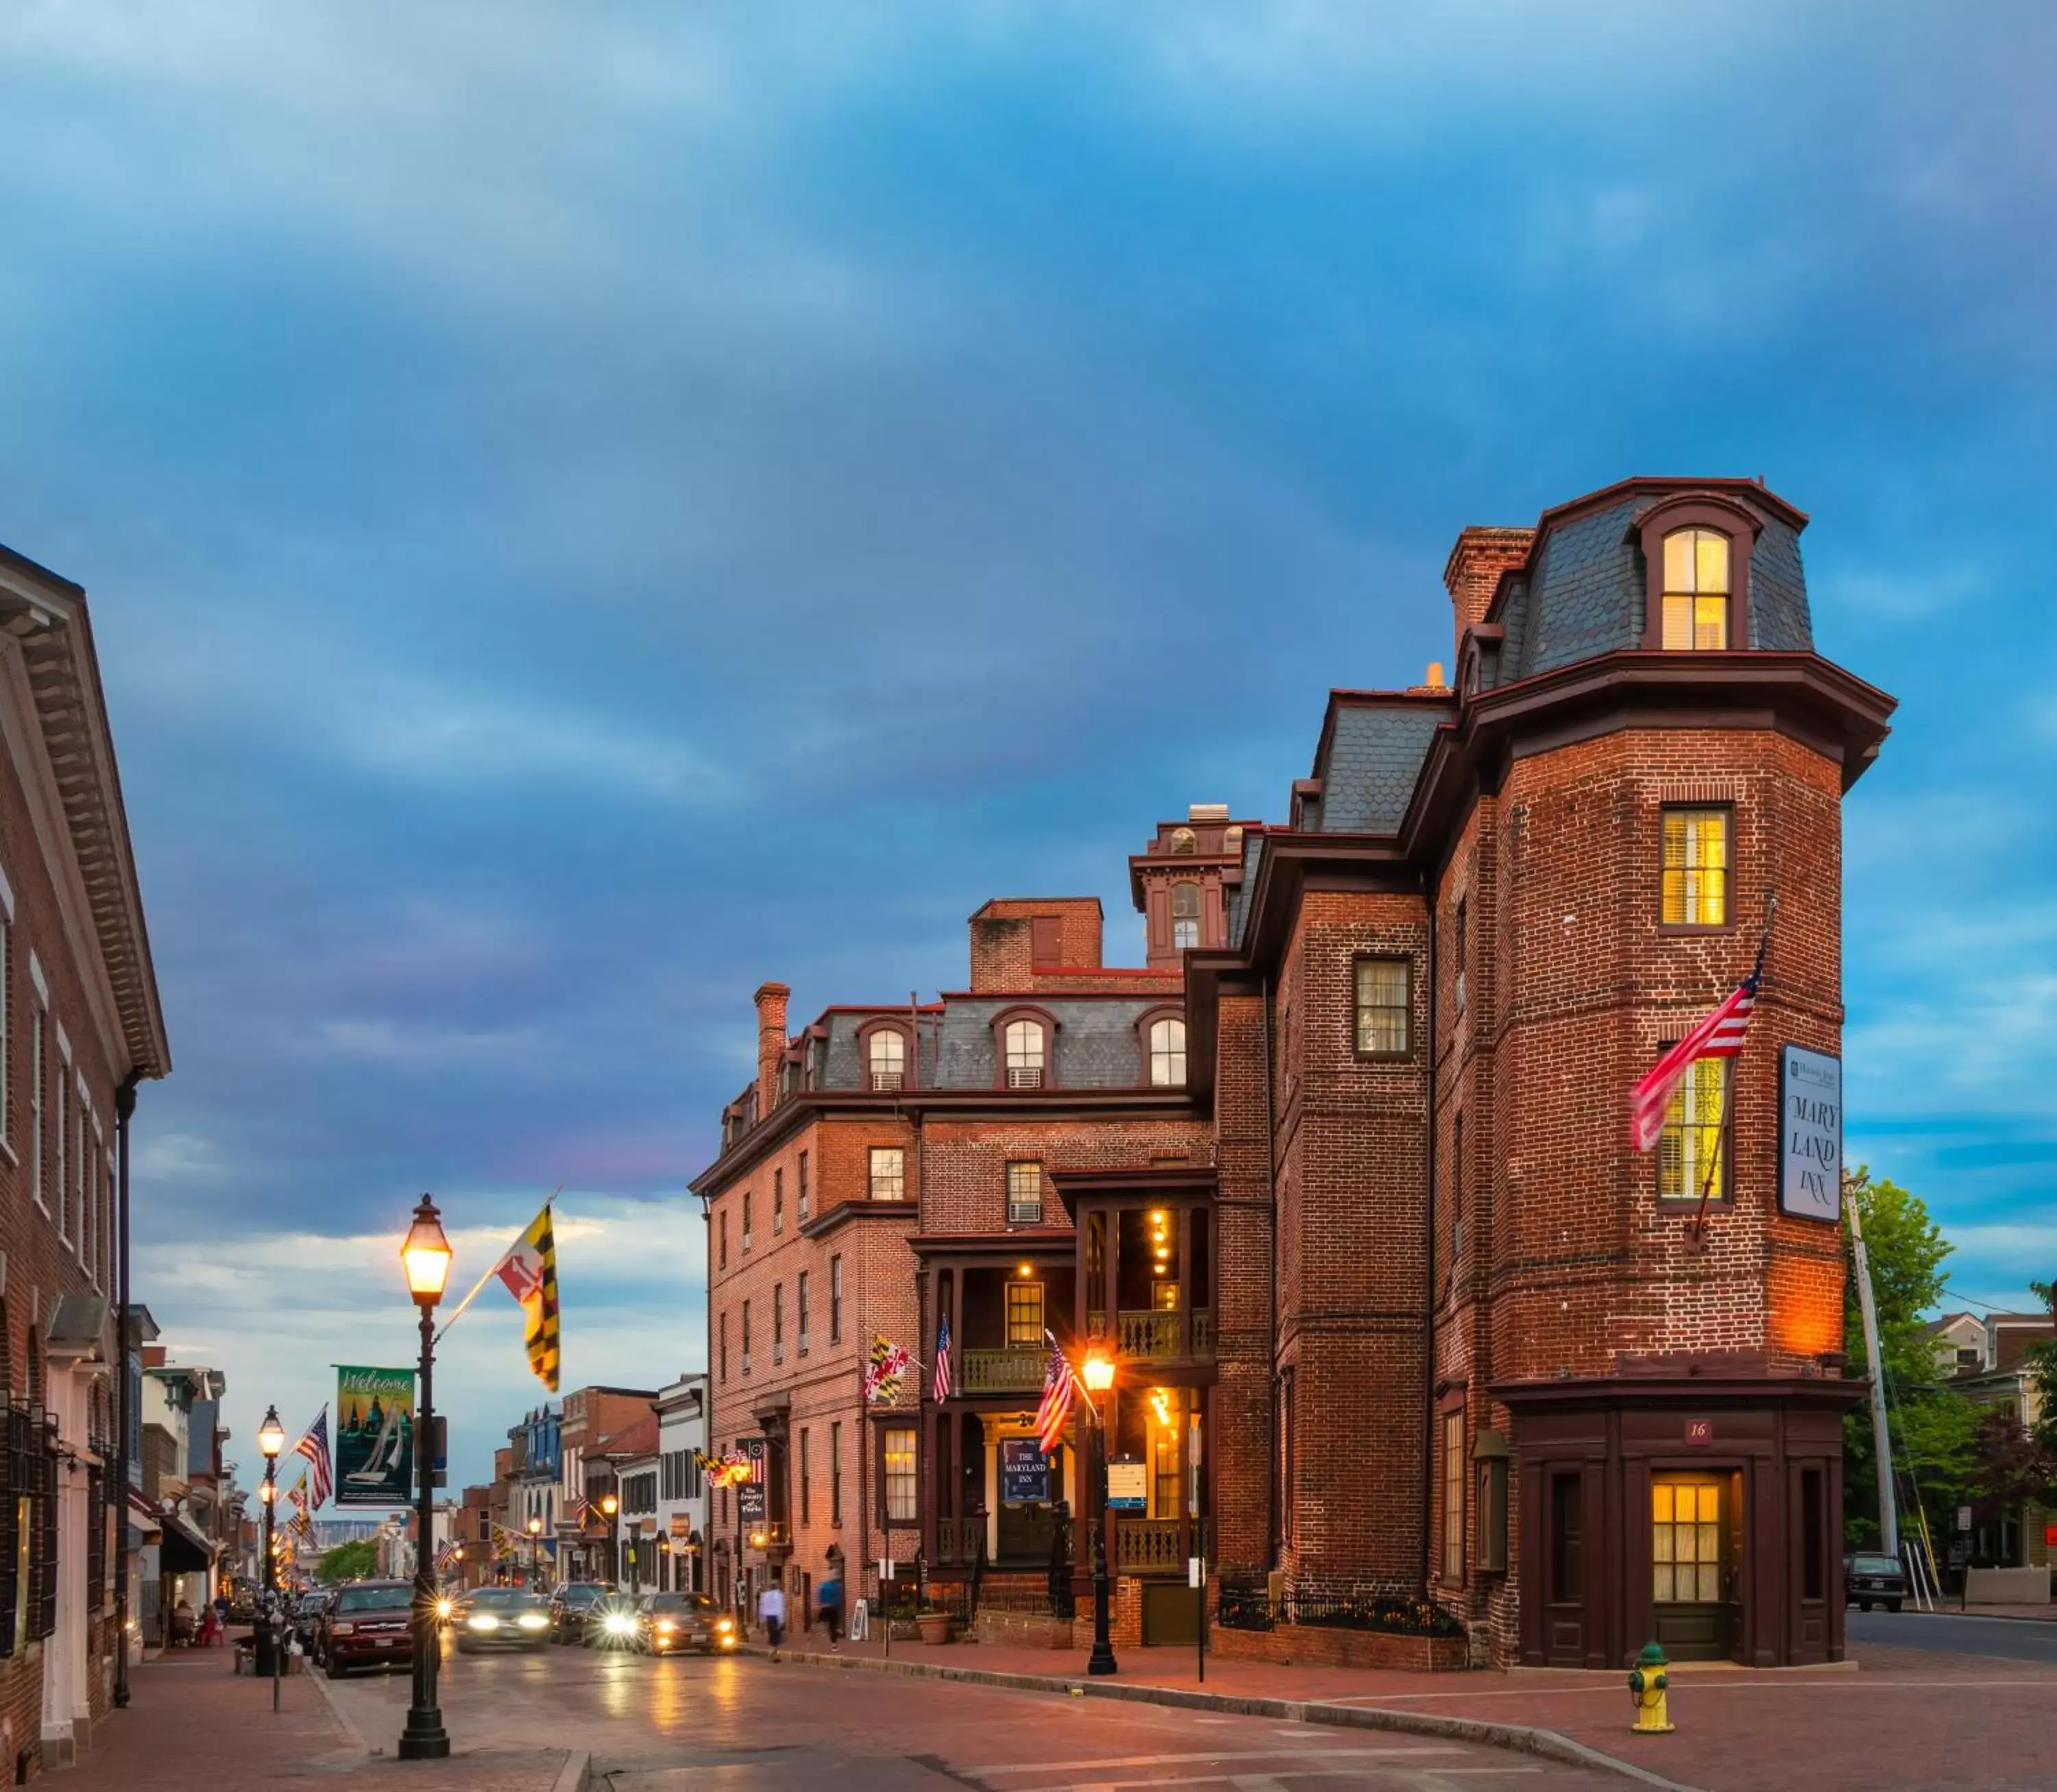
left=1107, top=1458, right=1148, bottom=1511
left=1000, top=1438, right=1050, bottom=1503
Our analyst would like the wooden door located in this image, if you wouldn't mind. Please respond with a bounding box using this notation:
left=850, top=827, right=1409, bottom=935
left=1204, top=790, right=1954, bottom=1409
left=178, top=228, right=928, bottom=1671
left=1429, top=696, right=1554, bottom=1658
left=1651, top=1473, right=1734, bottom=1661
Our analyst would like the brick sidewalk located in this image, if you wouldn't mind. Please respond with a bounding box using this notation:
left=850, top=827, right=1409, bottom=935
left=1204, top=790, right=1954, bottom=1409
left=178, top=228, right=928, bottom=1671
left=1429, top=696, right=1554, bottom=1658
left=759, top=1628, right=2057, bottom=1791
left=67, top=1649, right=576, bottom=1791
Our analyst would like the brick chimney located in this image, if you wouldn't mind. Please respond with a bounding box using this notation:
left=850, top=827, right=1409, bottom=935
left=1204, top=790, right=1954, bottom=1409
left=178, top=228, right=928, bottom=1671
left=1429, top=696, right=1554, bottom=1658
left=1442, top=526, right=1533, bottom=666
left=754, top=982, right=790, bottom=1115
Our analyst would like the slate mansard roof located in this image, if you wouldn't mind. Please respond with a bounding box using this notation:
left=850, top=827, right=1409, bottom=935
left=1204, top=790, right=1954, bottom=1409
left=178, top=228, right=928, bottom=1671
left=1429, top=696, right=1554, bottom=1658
left=815, top=995, right=1171, bottom=1091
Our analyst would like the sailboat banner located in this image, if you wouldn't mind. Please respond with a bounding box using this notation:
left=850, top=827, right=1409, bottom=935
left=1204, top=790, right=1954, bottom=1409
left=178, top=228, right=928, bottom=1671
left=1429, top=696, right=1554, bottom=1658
left=333, top=1365, right=417, bottom=1509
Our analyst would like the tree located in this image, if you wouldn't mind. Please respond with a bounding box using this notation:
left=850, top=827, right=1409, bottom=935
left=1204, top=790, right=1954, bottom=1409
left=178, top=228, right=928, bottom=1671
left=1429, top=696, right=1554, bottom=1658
left=1842, top=1167, right=1978, bottom=1549
left=319, top=1539, right=378, bottom=1584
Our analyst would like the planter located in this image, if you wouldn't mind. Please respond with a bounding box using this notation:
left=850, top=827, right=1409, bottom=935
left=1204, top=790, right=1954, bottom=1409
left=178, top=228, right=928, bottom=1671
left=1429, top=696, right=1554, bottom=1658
left=915, top=1612, right=953, bottom=1646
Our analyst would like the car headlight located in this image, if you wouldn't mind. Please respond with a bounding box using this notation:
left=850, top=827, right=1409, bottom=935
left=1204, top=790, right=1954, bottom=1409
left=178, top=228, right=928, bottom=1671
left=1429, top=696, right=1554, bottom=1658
left=716, top=1618, right=734, bottom=1633
left=605, top=1612, right=636, bottom=1635
left=517, top=1612, right=549, bottom=1630
left=468, top=1614, right=500, bottom=1631
left=332, top=1622, right=357, bottom=1636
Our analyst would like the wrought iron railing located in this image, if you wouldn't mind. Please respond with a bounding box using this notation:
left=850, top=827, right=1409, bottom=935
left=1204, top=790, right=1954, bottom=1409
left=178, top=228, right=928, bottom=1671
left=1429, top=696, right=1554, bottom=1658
left=1114, top=1517, right=1181, bottom=1573
left=1214, top=1577, right=1465, bottom=1638
left=934, top=1517, right=983, bottom=1566
left=1084, top=1310, right=1214, bottom=1359
left=960, top=1348, right=1046, bottom=1394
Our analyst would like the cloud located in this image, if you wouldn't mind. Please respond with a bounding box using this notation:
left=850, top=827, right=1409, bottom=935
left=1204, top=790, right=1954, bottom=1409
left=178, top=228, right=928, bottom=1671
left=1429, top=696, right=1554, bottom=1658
left=296, top=1019, right=546, bottom=1071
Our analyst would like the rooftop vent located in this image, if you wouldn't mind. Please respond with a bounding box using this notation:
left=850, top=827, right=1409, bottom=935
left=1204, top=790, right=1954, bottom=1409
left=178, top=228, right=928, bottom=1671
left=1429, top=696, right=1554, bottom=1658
left=1188, top=803, right=1231, bottom=823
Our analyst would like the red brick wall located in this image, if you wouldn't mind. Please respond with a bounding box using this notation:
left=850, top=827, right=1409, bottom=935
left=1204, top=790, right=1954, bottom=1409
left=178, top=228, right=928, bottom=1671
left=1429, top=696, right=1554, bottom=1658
left=1211, top=987, right=1276, bottom=1575
left=1441, top=526, right=1532, bottom=664
left=0, top=675, right=132, bottom=1763
left=970, top=899, right=1103, bottom=989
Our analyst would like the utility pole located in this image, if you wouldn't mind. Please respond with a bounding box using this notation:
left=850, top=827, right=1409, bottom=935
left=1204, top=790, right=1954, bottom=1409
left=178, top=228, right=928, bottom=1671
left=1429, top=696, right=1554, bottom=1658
left=1847, top=1180, right=1898, bottom=1558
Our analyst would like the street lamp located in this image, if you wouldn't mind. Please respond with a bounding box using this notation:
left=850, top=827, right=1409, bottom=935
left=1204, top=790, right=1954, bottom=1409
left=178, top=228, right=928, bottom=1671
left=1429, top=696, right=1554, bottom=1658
left=529, top=1516, right=542, bottom=1589
left=256, top=1407, right=285, bottom=1682
left=398, top=1195, right=453, bottom=1763
left=600, top=1491, right=620, bottom=1587
left=1080, top=1347, right=1118, bottom=1677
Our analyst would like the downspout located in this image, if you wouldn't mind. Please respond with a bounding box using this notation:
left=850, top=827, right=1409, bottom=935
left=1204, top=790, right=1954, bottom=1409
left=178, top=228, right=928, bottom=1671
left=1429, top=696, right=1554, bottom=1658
left=112, top=1070, right=141, bottom=1708
left=1420, top=873, right=1439, bottom=1592
left=1262, top=972, right=1279, bottom=1571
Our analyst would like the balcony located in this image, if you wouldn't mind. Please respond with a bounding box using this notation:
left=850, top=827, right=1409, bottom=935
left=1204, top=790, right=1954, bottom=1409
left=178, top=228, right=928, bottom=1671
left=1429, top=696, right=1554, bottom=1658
left=959, top=1348, right=1047, bottom=1395
left=1087, top=1309, right=1214, bottom=1361
left=1114, top=1517, right=1182, bottom=1573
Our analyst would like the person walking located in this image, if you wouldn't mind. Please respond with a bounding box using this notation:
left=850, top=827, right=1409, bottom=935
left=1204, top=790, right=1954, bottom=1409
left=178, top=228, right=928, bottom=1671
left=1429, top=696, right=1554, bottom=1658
left=818, top=1564, right=843, bottom=1651
left=758, top=1579, right=786, bottom=1659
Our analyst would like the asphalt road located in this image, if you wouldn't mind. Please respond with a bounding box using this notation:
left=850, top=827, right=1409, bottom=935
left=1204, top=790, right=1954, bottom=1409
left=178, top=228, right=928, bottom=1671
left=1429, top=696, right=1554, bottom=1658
left=1848, top=1606, right=2057, bottom=1663
left=323, top=1640, right=1624, bottom=1791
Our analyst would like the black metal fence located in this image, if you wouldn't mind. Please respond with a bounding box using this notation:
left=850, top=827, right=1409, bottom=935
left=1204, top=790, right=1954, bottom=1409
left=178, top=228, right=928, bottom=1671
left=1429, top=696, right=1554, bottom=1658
left=1216, top=1579, right=1465, bottom=1638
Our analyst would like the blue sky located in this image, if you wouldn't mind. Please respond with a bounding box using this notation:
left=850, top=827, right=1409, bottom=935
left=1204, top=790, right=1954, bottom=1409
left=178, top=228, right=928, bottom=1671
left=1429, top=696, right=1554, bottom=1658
left=3, top=2, right=2054, bottom=1494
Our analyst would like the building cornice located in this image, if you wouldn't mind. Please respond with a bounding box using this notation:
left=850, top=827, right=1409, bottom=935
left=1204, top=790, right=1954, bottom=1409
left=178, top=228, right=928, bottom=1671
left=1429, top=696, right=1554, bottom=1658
left=0, top=552, right=169, bottom=1078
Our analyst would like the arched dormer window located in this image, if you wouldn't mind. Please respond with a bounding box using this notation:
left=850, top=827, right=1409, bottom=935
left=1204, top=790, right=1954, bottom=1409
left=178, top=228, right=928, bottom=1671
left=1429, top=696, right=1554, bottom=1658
left=1169, top=827, right=1197, bottom=855
left=861, top=1021, right=909, bottom=1093
left=1146, top=1015, right=1187, bottom=1087
left=1636, top=494, right=1761, bottom=653
left=992, top=1008, right=1055, bottom=1090
left=1170, top=882, right=1202, bottom=952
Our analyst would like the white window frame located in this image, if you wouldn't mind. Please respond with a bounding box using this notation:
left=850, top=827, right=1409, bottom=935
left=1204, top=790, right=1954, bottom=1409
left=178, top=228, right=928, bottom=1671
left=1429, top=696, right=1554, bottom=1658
left=28, top=953, right=48, bottom=1213
left=1148, top=1017, right=1187, bottom=1087
left=868, top=1146, right=906, bottom=1202
left=1004, top=1019, right=1046, bottom=1089
left=56, top=1030, right=73, bottom=1243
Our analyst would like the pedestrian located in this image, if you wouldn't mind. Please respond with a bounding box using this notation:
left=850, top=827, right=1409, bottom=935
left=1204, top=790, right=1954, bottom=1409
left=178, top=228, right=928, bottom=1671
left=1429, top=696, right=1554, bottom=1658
left=758, top=1579, right=786, bottom=1658
left=818, top=1565, right=843, bottom=1651
left=212, top=1590, right=231, bottom=1647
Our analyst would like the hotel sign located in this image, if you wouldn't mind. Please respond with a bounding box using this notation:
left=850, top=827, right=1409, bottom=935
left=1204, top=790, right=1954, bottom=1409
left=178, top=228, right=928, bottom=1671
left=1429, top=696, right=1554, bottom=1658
left=1778, top=1045, right=1842, bottom=1224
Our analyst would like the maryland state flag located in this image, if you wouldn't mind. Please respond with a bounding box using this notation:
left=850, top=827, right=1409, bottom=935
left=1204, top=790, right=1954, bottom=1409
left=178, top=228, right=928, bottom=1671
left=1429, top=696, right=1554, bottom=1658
left=492, top=1201, right=561, bottom=1392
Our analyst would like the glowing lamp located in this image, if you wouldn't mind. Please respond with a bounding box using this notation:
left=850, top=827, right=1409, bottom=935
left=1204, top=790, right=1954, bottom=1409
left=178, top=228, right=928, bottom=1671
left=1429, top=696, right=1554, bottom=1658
left=258, top=1405, right=287, bottom=1460
left=401, top=1194, right=454, bottom=1307
left=1081, top=1348, right=1116, bottom=1394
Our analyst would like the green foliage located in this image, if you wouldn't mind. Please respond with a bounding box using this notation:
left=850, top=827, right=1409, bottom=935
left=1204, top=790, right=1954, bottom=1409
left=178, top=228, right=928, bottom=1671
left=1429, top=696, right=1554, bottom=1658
left=1841, top=1167, right=1978, bottom=1550
left=2023, top=1282, right=2057, bottom=1458
left=319, top=1539, right=379, bottom=1584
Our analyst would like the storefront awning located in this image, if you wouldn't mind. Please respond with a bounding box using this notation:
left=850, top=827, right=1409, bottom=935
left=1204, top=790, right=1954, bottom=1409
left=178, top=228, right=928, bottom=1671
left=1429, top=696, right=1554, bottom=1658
left=158, top=1511, right=217, bottom=1575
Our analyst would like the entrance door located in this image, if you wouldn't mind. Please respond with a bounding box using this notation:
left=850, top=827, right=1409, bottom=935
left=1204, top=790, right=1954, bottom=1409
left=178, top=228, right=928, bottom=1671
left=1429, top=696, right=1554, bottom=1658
left=1651, top=1474, right=1735, bottom=1660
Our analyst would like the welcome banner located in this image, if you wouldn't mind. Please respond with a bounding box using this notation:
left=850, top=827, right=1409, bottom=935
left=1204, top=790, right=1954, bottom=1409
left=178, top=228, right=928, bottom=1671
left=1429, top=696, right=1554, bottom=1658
left=333, top=1365, right=416, bottom=1508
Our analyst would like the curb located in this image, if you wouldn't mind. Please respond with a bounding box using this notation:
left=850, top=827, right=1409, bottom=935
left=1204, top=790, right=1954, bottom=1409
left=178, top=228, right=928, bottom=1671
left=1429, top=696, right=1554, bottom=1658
left=553, top=1749, right=592, bottom=1792
left=740, top=1646, right=1705, bottom=1791
left=311, top=1665, right=588, bottom=1792
left=307, top=1664, right=370, bottom=1754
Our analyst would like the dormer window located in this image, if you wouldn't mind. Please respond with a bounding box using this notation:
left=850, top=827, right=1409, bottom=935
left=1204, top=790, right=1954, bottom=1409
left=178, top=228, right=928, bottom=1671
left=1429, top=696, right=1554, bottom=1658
left=1170, top=827, right=1197, bottom=855
left=1148, top=1017, right=1187, bottom=1087
left=1005, top=1019, right=1046, bottom=1089
left=867, top=1028, right=906, bottom=1092
left=1661, top=529, right=1731, bottom=650
left=1171, top=882, right=1201, bottom=951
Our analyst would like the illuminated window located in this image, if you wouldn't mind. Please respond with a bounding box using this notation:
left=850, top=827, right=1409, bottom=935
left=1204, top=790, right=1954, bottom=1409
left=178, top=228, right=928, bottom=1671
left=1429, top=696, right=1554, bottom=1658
left=1661, top=808, right=1729, bottom=926
left=1652, top=1479, right=1722, bottom=1603
left=1661, top=529, right=1730, bottom=650
left=1005, top=1020, right=1046, bottom=1089
left=1354, top=958, right=1410, bottom=1056
left=1659, top=1057, right=1729, bottom=1201
left=1005, top=1281, right=1044, bottom=1346
left=1148, top=1018, right=1187, bottom=1087
left=882, top=1426, right=917, bottom=1523
left=867, top=1029, right=906, bottom=1091
left=1171, top=882, right=1201, bottom=951
left=869, top=1146, right=906, bottom=1201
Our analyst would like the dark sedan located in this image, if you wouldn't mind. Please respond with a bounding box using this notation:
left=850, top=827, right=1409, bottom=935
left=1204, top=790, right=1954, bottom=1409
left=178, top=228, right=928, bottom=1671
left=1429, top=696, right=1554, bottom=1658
left=455, top=1587, right=553, bottom=1652
left=634, top=1591, right=735, bottom=1656
left=293, top=1588, right=333, bottom=1656
left=1845, top=1551, right=1908, bottom=1612
left=547, top=1582, right=612, bottom=1644
left=324, top=1580, right=416, bottom=1677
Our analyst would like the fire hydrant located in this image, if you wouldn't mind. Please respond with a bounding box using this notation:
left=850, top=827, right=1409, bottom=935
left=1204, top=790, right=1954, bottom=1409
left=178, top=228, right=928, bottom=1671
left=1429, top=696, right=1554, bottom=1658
left=1628, top=1641, right=1673, bottom=1734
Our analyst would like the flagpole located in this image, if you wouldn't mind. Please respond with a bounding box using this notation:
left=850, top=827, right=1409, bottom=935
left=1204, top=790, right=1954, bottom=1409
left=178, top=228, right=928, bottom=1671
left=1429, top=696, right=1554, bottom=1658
left=435, top=1189, right=560, bottom=1343
left=1691, top=893, right=1777, bottom=1244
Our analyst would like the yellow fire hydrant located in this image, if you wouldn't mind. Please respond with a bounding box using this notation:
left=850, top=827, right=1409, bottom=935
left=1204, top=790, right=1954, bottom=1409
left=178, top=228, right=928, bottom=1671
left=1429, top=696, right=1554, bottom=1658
left=1628, top=1641, right=1673, bottom=1734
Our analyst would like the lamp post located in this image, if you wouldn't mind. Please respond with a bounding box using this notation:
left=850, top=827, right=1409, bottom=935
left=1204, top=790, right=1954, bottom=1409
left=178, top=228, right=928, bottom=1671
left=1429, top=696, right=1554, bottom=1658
left=529, top=1516, right=543, bottom=1590
left=601, top=1492, right=619, bottom=1587
left=398, top=1195, right=453, bottom=1763
left=1081, top=1348, right=1118, bottom=1677
left=256, top=1407, right=285, bottom=1684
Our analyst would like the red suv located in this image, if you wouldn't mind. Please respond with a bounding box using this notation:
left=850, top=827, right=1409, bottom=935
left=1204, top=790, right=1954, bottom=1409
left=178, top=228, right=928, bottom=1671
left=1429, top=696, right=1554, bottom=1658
left=324, top=1580, right=416, bottom=1677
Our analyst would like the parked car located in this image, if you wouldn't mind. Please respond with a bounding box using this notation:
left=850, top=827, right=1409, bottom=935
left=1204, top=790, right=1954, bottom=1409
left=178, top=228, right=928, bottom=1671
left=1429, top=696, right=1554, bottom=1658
left=1844, top=1551, right=1908, bottom=1612
left=454, top=1586, right=553, bottom=1653
left=633, top=1591, right=734, bottom=1656
left=293, top=1589, right=333, bottom=1658
left=547, top=1582, right=612, bottom=1645
left=323, top=1579, right=416, bottom=1677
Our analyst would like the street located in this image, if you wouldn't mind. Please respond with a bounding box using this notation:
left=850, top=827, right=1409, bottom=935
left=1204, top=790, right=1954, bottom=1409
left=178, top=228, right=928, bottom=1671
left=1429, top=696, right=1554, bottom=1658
left=322, top=1645, right=1624, bottom=1791
left=1847, top=1608, right=2057, bottom=1664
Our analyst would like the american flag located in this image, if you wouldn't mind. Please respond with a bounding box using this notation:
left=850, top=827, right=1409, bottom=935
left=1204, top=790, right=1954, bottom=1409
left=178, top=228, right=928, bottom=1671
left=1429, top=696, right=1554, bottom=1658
left=933, top=1316, right=954, bottom=1403
left=292, top=1407, right=333, bottom=1508
left=1033, top=1333, right=1074, bottom=1455
left=1630, top=975, right=1758, bottom=1153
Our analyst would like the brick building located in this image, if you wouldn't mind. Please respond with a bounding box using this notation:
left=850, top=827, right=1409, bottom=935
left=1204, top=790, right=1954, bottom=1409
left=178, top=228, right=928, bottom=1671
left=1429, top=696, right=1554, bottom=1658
left=1, top=542, right=169, bottom=1767
left=693, top=477, right=1891, bottom=1669
left=555, top=1386, right=654, bottom=1580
